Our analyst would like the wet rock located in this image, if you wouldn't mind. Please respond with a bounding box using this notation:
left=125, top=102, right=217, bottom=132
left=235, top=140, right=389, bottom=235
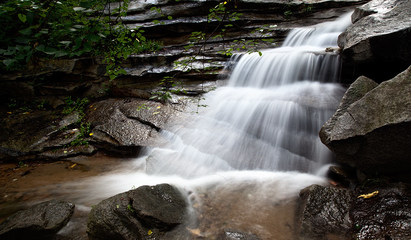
left=87, top=183, right=187, bottom=240
left=86, top=98, right=181, bottom=156
left=30, top=112, right=81, bottom=151
left=39, top=145, right=96, bottom=159
left=296, top=184, right=353, bottom=240
left=120, top=100, right=177, bottom=130
left=217, top=229, right=260, bottom=240
left=0, top=111, right=60, bottom=160
left=129, top=184, right=187, bottom=228
left=352, top=183, right=411, bottom=240
left=0, top=200, right=75, bottom=240
left=327, top=165, right=355, bottom=187
left=320, top=66, right=411, bottom=178
left=339, top=0, right=411, bottom=81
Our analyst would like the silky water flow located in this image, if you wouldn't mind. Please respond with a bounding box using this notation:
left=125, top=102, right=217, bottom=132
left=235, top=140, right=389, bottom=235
left=59, top=12, right=353, bottom=239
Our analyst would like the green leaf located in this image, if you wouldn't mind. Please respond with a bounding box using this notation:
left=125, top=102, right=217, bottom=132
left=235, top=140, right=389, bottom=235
left=19, top=27, right=32, bottom=36
left=18, top=14, right=27, bottom=23
left=54, top=50, right=68, bottom=57
left=2, top=59, right=17, bottom=67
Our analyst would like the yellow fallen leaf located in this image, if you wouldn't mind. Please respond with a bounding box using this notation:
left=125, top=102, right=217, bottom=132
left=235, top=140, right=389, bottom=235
left=63, top=150, right=68, bottom=154
left=7, top=112, right=12, bottom=114
left=147, top=230, right=153, bottom=235
left=70, top=163, right=77, bottom=169
left=358, top=190, right=379, bottom=199
left=153, top=111, right=160, bottom=115
left=89, top=132, right=94, bottom=136
left=187, top=228, right=202, bottom=236
left=156, top=106, right=161, bottom=109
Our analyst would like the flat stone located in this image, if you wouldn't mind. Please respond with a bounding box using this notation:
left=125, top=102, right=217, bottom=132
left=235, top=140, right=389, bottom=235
left=0, top=200, right=74, bottom=240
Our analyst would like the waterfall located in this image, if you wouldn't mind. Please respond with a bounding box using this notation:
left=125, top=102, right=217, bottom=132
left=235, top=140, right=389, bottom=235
left=145, top=13, right=352, bottom=178
left=56, top=13, right=354, bottom=239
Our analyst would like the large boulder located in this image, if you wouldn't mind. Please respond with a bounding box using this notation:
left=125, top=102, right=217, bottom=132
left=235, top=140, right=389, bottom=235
left=338, top=0, right=411, bottom=81
left=87, top=183, right=187, bottom=240
left=295, top=185, right=353, bottom=240
left=0, top=200, right=74, bottom=240
left=87, top=98, right=181, bottom=156
left=320, top=66, right=411, bottom=178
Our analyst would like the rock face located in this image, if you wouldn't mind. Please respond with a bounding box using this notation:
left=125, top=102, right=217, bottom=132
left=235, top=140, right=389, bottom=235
left=339, top=0, right=411, bottom=81
left=0, top=200, right=74, bottom=240
left=320, top=66, right=411, bottom=178
left=0, top=98, right=182, bottom=160
left=87, top=184, right=187, bottom=240
left=296, top=185, right=353, bottom=240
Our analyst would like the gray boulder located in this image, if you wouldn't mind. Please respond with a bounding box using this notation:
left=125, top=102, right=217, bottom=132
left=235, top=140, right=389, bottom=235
left=320, top=66, right=411, bottom=177
left=339, top=0, right=411, bottom=81
left=87, top=183, right=187, bottom=240
left=296, top=184, right=353, bottom=240
left=87, top=99, right=175, bottom=156
left=0, top=200, right=75, bottom=240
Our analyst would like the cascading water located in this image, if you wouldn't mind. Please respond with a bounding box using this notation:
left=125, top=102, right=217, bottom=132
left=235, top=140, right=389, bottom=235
left=58, top=12, right=353, bottom=239
left=144, top=13, right=351, bottom=178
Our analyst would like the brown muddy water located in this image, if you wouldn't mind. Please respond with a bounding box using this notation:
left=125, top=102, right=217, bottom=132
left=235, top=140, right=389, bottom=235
left=0, top=153, right=325, bottom=240
left=0, top=153, right=132, bottom=239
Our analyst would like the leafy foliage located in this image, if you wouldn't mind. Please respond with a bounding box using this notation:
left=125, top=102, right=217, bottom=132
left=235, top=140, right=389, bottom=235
left=61, top=96, right=92, bottom=146
left=0, top=0, right=161, bottom=80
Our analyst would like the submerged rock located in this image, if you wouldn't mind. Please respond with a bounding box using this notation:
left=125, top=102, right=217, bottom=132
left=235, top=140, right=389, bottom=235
left=296, top=184, right=353, bottom=240
left=217, top=229, right=261, bottom=240
left=0, top=200, right=74, bottom=240
left=87, top=183, right=187, bottom=240
left=320, top=66, right=411, bottom=179
left=339, top=0, right=411, bottom=81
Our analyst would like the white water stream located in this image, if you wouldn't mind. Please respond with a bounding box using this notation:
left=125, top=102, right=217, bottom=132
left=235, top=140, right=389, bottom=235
left=60, top=12, right=353, bottom=239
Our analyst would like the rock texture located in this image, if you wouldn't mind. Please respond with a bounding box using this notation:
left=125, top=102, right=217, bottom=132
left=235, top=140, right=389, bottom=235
left=320, top=66, right=411, bottom=178
left=296, top=185, right=353, bottom=240
left=87, top=184, right=187, bottom=240
left=339, top=0, right=411, bottom=81
left=0, top=200, right=74, bottom=240
left=0, top=97, right=184, bottom=160
left=352, top=183, right=411, bottom=240
left=87, top=98, right=182, bottom=156
left=296, top=183, right=411, bottom=240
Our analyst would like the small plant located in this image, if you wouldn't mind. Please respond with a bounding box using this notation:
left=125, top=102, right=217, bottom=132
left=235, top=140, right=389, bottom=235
left=284, top=10, right=293, bottom=17
left=7, top=98, right=17, bottom=109
left=62, top=97, right=89, bottom=116
left=127, top=204, right=135, bottom=213
left=136, top=104, right=150, bottom=111
left=69, top=122, right=91, bottom=146
left=17, top=161, right=28, bottom=168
